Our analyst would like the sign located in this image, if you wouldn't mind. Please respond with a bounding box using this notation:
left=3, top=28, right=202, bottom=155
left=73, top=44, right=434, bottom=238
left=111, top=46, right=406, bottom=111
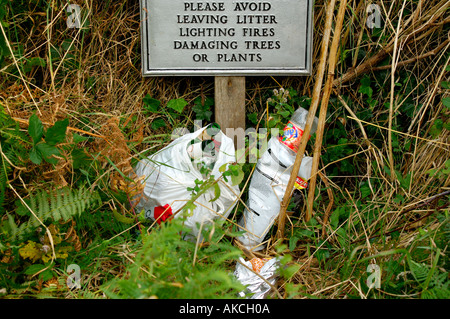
left=140, top=0, right=313, bottom=76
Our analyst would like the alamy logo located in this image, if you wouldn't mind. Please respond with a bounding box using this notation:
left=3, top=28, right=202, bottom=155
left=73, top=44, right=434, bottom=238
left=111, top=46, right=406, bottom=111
left=366, top=4, right=382, bottom=29
left=67, top=4, right=82, bottom=29
left=66, top=264, right=81, bottom=289
left=366, top=264, right=381, bottom=289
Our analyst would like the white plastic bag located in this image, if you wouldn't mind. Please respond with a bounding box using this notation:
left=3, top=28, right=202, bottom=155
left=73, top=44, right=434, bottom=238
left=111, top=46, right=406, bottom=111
left=133, top=126, right=239, bottom=237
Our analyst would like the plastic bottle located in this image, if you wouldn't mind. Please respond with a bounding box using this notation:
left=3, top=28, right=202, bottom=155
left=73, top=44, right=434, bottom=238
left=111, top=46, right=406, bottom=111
left=279, top=107, right=319, bottom=154
left=237, top=107, right=319, bottom=251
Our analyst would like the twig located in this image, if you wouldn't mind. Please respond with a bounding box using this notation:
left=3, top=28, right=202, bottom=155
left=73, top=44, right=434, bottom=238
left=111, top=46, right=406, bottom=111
left=371, top=39, right=450, bottom=71
left=319, top=171, right=335, bottom=239
left=192, top=219, right=204, bottom=267
left=399, top=190, right=450, bottom=216
left=351, top=190, right=450, bottom=244
left=332, top=1, right=449, bottom=87
left=306, top=0, right=348, bottom=222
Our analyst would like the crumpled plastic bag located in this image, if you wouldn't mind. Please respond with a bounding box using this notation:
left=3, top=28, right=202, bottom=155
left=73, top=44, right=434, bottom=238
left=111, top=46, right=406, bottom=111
left=133, top=125, right=240, bottom=237
left=234, top=257, right=280, bottom=299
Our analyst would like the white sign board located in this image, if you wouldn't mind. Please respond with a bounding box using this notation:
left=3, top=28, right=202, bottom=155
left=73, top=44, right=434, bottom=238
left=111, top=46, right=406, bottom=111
left=140, top=0, right=313, bottom=76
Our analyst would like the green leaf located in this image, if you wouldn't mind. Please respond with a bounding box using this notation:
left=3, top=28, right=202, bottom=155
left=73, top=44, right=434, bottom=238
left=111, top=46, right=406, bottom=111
left=399, top=172, right=412, bottom=189
left=29, top=147, right=42, bottom=165
left=28, top=114, right=44, bottom=145
left=112, top=209, right=135, bottom=224
left=359, top=75, right=373, bottom=99
left=247, top=112, right=259, bottom=125
left=360, top=184, right=372, bottom=199
left=330, top=208, right=340, bottom=229
left=23, top=57, right=46, bottom=73
left=24, top=263, right=47, bottom=275
left=230, top=164, right=244, bottom=186
left=289, top=236, right=300, bottom=251
left=192, top=97, right=213, bottom=121
left=41, top=268, right=55, bottom=281
left=71, top=148, right=92, bottom=169
left=72, top=133, right=90, bottom=143
left=430, top=119, right=443, bottom=138
left=36, top=143, right=61, bottom=164
left=210, top=183, right=221, bottom=203
left=45, top=118, right=68, bottom=145
left=279, top=110, right=290, bottom=118
left=183, top=202, right=197, bottom=216
left=151, top=118, right=166, bottom=130
left=282, top=263, right=301, bottom=279
left=442, top=97, right=450, bottom=109
left=219, top=163, right=228, bottom=173
left=143, top=94, right=161, bottom=113
left=299, top=228, right=315, bottom=238
left=15, top=199, right=30, bottom=216
left=167, top=98, right=187, bottom=114
left=29, top=57, right=46, bottom=68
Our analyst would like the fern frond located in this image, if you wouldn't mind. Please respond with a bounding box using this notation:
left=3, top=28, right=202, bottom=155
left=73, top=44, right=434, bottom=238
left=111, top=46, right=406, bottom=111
left=6, top=214, right=18, bottom=240
left=0, top=106, right=29, bottom=147
left=50, top=190, right=60, bottom=221
left=6, top=186, right=101, bottom=242
left=409, top=260, right=429, bottom=284
left=0, top=155, right=9, bottom=214
left=0, top=106, right=28, bottom=214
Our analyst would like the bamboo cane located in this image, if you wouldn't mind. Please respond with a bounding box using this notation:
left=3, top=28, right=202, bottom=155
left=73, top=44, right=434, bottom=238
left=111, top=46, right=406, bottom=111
left=276, top=0, right=336, bottom=241
left=306, top=0, right=348, bottom=222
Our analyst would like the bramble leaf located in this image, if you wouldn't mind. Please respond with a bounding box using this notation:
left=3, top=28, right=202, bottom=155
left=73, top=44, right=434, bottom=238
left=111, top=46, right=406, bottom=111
left=36, top=143, right=61, bottom=164
left=28, top=114, right=43, bottom=145
left=45, top=118, right=68, bottom=146
left=29, top=146, right=43, bottom=164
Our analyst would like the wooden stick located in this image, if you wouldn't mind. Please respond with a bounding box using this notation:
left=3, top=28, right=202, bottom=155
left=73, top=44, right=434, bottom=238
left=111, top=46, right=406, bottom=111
left=333, top=1, right=449, bottom=88
left=214, top=76, right=246, bottom=144
left=306, top=0, right=348, bottom=222
left=276, top=0, right=336, bottom=241
left=371, top=39, right=450, bottom=71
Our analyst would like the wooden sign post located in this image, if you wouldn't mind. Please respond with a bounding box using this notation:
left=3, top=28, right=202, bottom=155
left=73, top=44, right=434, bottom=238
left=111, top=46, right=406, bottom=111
left=214, top=76, right=246, bottom=139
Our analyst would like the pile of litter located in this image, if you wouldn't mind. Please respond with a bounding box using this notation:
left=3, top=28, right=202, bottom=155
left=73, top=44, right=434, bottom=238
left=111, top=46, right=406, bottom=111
left=133, top=107, right=318, bottom=298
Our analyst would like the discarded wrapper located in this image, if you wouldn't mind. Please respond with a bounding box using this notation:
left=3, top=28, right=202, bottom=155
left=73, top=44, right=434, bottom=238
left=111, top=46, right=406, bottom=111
left=234, top=257, right=280, bottom=299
